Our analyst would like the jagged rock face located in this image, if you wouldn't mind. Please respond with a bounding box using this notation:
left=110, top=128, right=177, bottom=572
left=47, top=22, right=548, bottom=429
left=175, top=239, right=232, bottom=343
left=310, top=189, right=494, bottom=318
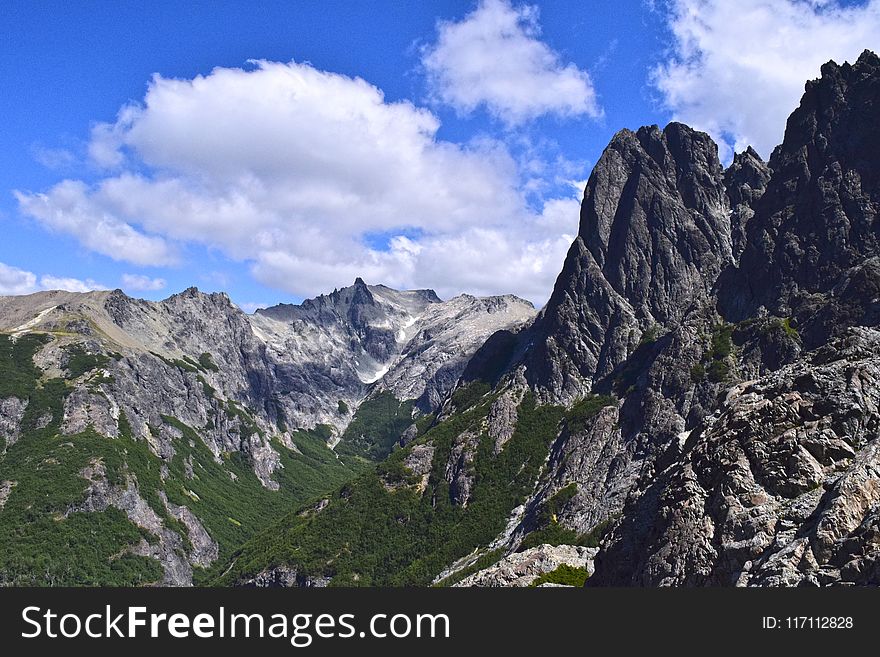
left=455, top=51, right=880, bottom=588
left=255, top=277, right=439, bottom=370
left=581, top=123, right=732, bottom=323
left=582, top=50, right=880, bottom=587
left=494, top=125, right=740, bottom=548
left=251, top=279, right=440, bottom=430
left=0, top=397, right=27, bottom=449
left=527, top=405, right=628, bottom=536
left=525, top=122, right=732, bottom=402
left=523, top=237, right=637, bottom=401
left=719, top=50, right=880, bottom=346
left=376, top=294, right=535, bottom=412
left=591, top=328, right=880, bottom=586
left=69, top=460, right=201, bottom=586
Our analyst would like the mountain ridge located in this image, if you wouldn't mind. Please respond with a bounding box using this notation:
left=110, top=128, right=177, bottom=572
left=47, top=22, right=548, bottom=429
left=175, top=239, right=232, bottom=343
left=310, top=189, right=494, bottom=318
left=0, top=278, right=534, bottom=584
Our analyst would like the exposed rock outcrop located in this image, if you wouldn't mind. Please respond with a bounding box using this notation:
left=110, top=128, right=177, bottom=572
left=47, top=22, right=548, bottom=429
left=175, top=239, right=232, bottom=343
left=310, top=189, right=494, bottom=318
left=591, top=328, right=880, bottom=586
left=454, top=544, right=596, bottom=587
left=524, top=122, right=732, bottom=402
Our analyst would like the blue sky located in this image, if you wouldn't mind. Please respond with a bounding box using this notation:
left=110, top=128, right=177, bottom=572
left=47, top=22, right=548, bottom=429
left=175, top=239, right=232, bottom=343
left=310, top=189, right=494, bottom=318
left=1, top=1, right=878, bottom=309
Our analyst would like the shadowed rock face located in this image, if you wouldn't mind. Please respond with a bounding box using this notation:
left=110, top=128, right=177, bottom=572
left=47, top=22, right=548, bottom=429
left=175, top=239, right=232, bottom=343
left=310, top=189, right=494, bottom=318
left=724, top=146, right=771, bottom=259
left=524, top=122, right=733, bottom=402
left=718, top=50, right=880, bottom=346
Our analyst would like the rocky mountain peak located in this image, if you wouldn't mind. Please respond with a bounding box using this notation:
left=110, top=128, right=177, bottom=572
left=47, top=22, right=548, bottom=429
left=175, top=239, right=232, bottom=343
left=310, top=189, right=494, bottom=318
left=347, top=275, right=374, bottom=305
left=246, top=280, right=534, bottom=431
left=579, top=121, right=731, bottom=325
left=718, top=49, right=880, bottom=345
left=520, top=120, right=734, bottom=401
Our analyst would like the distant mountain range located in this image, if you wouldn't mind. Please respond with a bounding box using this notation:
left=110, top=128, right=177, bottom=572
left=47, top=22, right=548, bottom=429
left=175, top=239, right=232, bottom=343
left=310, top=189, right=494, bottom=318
left=2, top=50, right=879, bottom=587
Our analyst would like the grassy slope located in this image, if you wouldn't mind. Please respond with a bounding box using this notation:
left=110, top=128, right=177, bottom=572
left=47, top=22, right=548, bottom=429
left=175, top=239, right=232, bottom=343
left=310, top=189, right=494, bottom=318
left=0, top=334, right=161, bottom=585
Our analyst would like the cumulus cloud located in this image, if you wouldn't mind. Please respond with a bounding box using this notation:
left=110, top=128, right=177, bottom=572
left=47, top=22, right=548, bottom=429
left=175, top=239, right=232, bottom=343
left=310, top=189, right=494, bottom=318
left=16, top=59, right=582, bottom=304
left=15, top=180, right=178, bottom=266
left=39, top=275, right=106, bottom=293
left=0, top=261, right=105, bottom=295
left=0, top=262, right=38, bottom=296
left=653, top=0, right=880, bottom=161
left=422, top=0, right=601, bottom=125
left=121, top=273, right=166, bottom=291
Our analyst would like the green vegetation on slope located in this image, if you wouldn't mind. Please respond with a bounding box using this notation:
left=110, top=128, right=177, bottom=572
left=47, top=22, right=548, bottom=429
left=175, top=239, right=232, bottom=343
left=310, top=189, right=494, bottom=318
left=529, top=564, right=589, bottom=587
left=0, top=424, right=163, bottom=586
left=218, top=392, right=565, bottom=587
left=450, top=380, right=491, bottom=411
left=336, top=391, right=415, bottom=460
left=147, top=416, right=363, bottom=584
left=197, top=352, right=220, bottom=372
left=65, top=344, right=111, bottom=378
left=692, top=323, right=735, bottom=383
left=564, top=394, right=615, bottom=434
left=1, top=335, right=160, bottom=585
left=1, top=332, right=364, bottom=585
left=0, top=333, right=49, bottom=399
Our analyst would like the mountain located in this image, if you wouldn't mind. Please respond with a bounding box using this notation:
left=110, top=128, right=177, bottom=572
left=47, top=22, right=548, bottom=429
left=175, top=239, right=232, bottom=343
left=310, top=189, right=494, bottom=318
left=252, top=278, right=534, bottom=435
left=217, top=51, right=880, bottom=588
left=0, top=281, right=533, bottom=585
left=591, top=50, right=880, bottom=586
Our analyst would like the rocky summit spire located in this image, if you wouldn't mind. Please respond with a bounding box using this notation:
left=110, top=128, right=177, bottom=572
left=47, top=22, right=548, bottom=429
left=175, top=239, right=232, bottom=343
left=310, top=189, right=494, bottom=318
left=524, top=121, right=733, bottom=400
left=718, top=49, right=880, bottom=346
left=724, top=145, right=771, bottom=260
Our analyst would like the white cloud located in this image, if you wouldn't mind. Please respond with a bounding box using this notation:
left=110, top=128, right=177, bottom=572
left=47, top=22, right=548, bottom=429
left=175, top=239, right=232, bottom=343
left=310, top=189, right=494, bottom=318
left=39, top=275, right=106, bottom=293
left=31, top=145, right=76, bottom=170
left=15, top=59, right=582, bottom=304
left=422, top=0, right=602, bottom=125
left=252, top=197, right=580, bottom=302
left=653, top=0, right=880, bottom=161
left=0, top=262, right=38, bottom=295
left=121, top=273, right=166, bottom=291
left=0, top=261, right=105, bottom=295
left=15, top=180, right=178, bottom=266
